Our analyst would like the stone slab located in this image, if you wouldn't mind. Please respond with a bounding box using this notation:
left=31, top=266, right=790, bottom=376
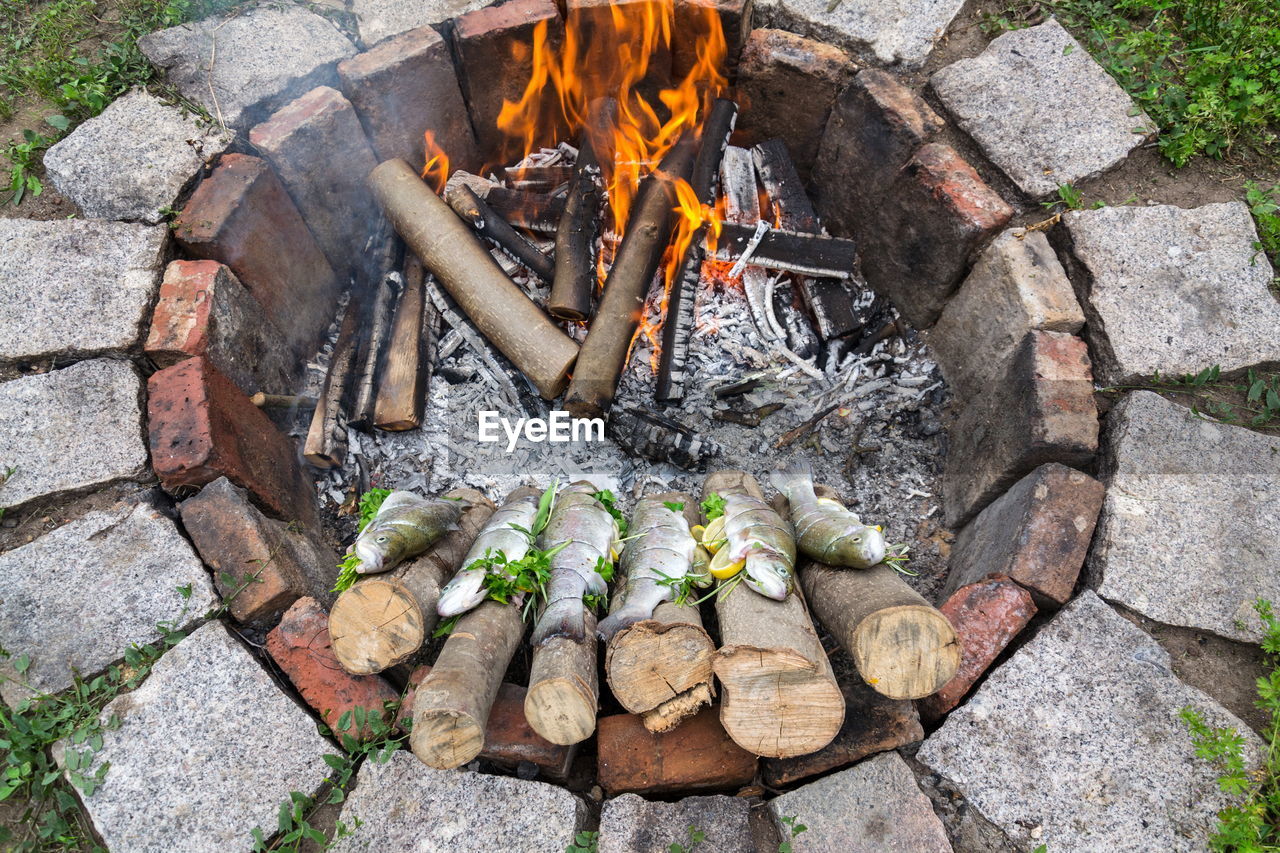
left=65, top=620, right=332, bottom=852
left=0, top=219, right=168, bottom=365
left=918, top=591, right=1265, bottom=851
left=1091, top=390, right=1280, bottom=642
left=754, top=0, right=967, bottom=67
left=331, top=751, right=586, bottom=852
left=0, top=500, right=217, bottom=705
left=0, top=360, right=149, bottom=513
left=353, top=0, right=491, bottom=46
left=768, top=751, right=952, bottom=852
left=44, top=89, right=228, bottom=223
left=600, top=794, right=753, bottom=853
left=931, top=19, right=1155, bottom=197
left=138, top=4, right=356, bottom=129
left=928, top=229, right=1084, bottom=402
left=1065, top=201, right=1280, bottom=385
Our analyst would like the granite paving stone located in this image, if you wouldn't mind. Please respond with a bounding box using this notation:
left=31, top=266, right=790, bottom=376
left=755, top=0, right=967, bottom=67
left=352, top=0, right=492, bottom=46
left=600, top=794, right=753, bottom=853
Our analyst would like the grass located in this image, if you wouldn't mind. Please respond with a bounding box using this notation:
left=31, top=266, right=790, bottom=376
left=1246, top=180, right=1280, bottom=287
left=985, top=0, right=1280, bottom=167
left=1109, top=365, right=1280, bottom=432
left=1182, top=599, right=1280, bottom=851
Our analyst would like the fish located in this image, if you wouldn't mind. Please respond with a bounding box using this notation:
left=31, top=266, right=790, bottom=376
left=437, top=491, right=542, bottom=618
left=597, top=497, right=697, bottom=642
left=530, top=481, right=617, bottom=646
left=771, top=461, right=885, bottom=568
left=351, top=491, right=465, bottom=574
left=721, top=492, right=796, bottom=600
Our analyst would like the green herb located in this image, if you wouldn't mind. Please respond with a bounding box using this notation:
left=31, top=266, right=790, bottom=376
left=566, top=830, right=599, bottom=853
left=663, top=500, right=685, bottom=513
left=356, top=487, right=393, bottom=531
left=777, top=814, right=809, bottom=853
left=594, top=555, right=615, bottom=583
left=883, top=543, right=915, bottom=576
left=655, top=568, right=744, bottom=607
left=331, top=488, right=395, bottom=593
left=532, top=480, right=558, bottom=537
left=332, top=551, right=362, bottom=594
left=583, top=592, right=607, bottom=611
left=700, top=493, right=726, bottom=521
left=591, top=489, right=628, bottom=537
left=668, top=825, right=706, bottom=853
left=464, top=542, right=569, bottom=621
left=432, top=614, right=460, bottom=639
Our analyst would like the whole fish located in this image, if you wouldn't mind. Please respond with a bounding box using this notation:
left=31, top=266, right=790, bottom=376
left=352, top=491, right=464, bottom=574
left=721, top=492, right=796, bottom=600
left=771, top=461, right=885, bottom=568
left=530, top=482, right=616, bottom=646
left=437, top=492, right=541, bottom=617
left=597, top=497, right=697, bottom=642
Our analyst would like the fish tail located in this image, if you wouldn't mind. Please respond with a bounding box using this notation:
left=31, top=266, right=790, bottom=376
left=597, top=603, right=651, bottom=642
left=531, top=597, right=587, bottom=646
left=771, top=460, right=815, bottom=502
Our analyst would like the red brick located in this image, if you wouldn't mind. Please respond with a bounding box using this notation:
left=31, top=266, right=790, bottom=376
left=918, top=576, right=1036, bottom=721
left=148, top=357, right=320, bottom=531
left=249, top=87, right=380, bottom=281
left=672, top=0, right=752, bottom=78
left=597, top=706, right=757, bottom=795
left=454, top=0, right=567, bottom=162
left=944, top=463, right=1104, bottom=608
left=943, top=331, right=1098, bottom=528
left=814, top=68, right=945, bottom=239
left=735, top=29, right=855, bottom=180
left=268, top=596, right=399, bottom=738
left=174, top=153, right=338, bottom=357
left=339, top=25, right=481, bottom=175
left=858, top=142, right=1013, bottom=328
left=145, top=260, right=297, bottom=396
left=399, top=665, right=575, bottom=779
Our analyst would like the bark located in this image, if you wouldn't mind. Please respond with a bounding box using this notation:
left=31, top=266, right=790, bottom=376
left=373, top=256, right=431, bottom=431
left=303, top=298, right=361, bottom=468
left=350, top=273, right=396, bottom=429
left=446, top=183, right=556, bottom=283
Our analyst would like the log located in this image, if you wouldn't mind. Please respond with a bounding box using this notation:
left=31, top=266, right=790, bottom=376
left=303, top=298, right=361, bottom=468
left=373, top=256, right=431, bottom=430
left=563, top=135, right=698, bottom=418
left=350, top=272, right=397, bottom=429
left=702, top=470, right=844, bottom=758
left=525, top=609, right=599, bottom=746
left=656, top=99, right=737, bottom=404
left=504, top=164, right=573, bottom=192
left=483, top=187, right=567, bottom=233
left=369, top=158, right=578, bottom=399
left=605, top=406, right=722, bottom=471
left=251, top=393, right=316, bottom=409
left=707, top=223, right=858, bottom=279
left=329, top=489, right=495, bottom=674
left=604, top=492, right=715, bottom=732
left=445, top=183, right=556, bottom=283
left=548, top=118, right=608, bottom=321
left=718, top=146, right=759, bottom=225
left=410, top=599, right=527, bottom=768
left=801, top=561, right=959, bottom=701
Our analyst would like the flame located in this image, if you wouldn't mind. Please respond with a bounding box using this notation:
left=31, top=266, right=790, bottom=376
left=421, top=130, right=450, bottom=193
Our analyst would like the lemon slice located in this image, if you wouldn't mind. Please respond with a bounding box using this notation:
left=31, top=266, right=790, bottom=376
left=610, top=544, right=622, bottom=562
left=690, top=524, right=706, bottom=540
left=709, top=546, right=745, bottom=580
left=690, top=545, right=714, bottom=586
left=701, top=516, right=725, bottom=546
left=816, top=497, right=845, bottom=509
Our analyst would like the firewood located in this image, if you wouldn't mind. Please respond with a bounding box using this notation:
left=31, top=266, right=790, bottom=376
left=707, top=223, right=858, bottom=279
left=251, top=393, right=316, bottom=409
left=564, top=135, right=698, bottom=418
left=303, top=298, right=361, bottom=468
left=350, top=273, right=397, bottom=430
left=411, top=600, right=527, bottom=768
left=718, top=146, right=760, bottom=224
left=329, top=489, right=495, bottom=674
left=369, top=158, right=579, bottom=400
left=548, top=105, right=610, bottom=321
left=504, top=164, right=573, bottom=192
left=701, top=470, right=844, bottom=759
left=373, top=256, right=431, bottom=431
left=445, top=183, right=556, bottom=283
left=605, top=406, right=721, bottom=470
left=604, top=492, right=715, bottom=731
left=801, top=561, right=959, bottom=700
left=525, top=609, right=599, bottom=746
left=656, top=99, right=737, bottom=404
left=484, top=187, right=567, bottom=233
left=753, top=139, right=859, bottom=340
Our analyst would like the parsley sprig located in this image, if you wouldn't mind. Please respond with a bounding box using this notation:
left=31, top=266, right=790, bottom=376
left=333, top=487, right=394, bottom=592
left=700, top=493, right=726, bottom=521
left=591, top=489, right=628, bottom=537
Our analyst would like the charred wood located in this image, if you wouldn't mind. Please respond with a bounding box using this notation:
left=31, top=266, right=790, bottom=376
left=445, top=183, right=556, bottom=284
left=504, top=164, right=573, bottom=192
left=350, top=273, right=397, bottom=430
left=549, top=100, right=614, bottom=321
left=707, top=224, right=858, bottom=279
left=303, top=298, right=361, bottom=468
left=484, top=187, right=567, bottom=234
left=374, top=256, right=431, bottom=431
left=606, top=406, right=721, bottom=471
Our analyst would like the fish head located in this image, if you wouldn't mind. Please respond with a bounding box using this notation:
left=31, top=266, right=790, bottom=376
left=436, top=570, right=487, bottom=617
left=743, top=553, right=793, bottom=600
left=353, top=522, right=405, bottom=574
left=833, top=525, right=887, bottom=569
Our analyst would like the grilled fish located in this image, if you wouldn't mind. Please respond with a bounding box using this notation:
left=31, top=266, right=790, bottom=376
left=772, top=461, right=885, bottom=568
left=437, top=491, right=541, bottom=617
left=352, top=491, right=464, bottom=574
left=721, top=492, right=795, bottom=600
left=531, top=481, right=616, bottom=645
left=597, top=497, right=697, bottom=642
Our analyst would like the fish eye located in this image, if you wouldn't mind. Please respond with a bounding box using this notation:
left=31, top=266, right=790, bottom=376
left=376, top=535, right=389, bottom=543
left=776, top=566, right=788, bottom=575
left=853, top=536, right=861, bottom=542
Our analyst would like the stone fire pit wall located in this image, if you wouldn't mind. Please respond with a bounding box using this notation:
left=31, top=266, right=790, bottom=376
left=0, top=1, right=1276, bottom=851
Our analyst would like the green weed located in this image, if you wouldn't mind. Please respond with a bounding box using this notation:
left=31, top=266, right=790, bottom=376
left=777, top=814, right=808, bottom=853
left=1246, top=181, right=1280, bottom=290
left=668, top=825, right=706, bottom=853
left=565, top=830, right=599, bottom=853
left=1114, top=365, right=1280, bottom=432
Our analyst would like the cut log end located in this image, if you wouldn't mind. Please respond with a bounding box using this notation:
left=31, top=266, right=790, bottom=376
left=526, top=633, right=599, bottom=746
left=713, top=645, right=845, bottom=758
left=606, top=618, right=715, bottom=714
left=410, top=708, right=485, bottom=770
left=640, top=682, right=715, bottom=733
left=328, top=579, right=424, bottom=675
left=851, top=604, right=960, bottom=700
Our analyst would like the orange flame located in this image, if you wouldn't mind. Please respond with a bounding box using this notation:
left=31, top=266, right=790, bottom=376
left=421, top=130, right=450, bottom=194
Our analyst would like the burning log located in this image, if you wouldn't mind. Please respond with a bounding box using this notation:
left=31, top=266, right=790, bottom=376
left=525, top=609, right=599, bottom=746
left=374, top=256, right=433, bottom=431
left=719, top=146, right=760, bottom=223
left=350, top=273, right=397, bottom=430
left=369, top=159, right=579, bottom=399
left=484, top=187, right=567, bottom=233
left=445, top=183, right=556, bottom=284
left=606, top=406, right=721, bottom=470
left=303, top=298, right=361, bottom=468
left=802, top=560, right=960, bottom=701
left=753, top=139, right=860, bottom=340
left=707, top=224, right=858, bottom=279
left=701, top=470, right=844, bottom=759
left=655, top=98, right=737, bottom=404
left=564, top=135, right=698, bottom=418
left=329, top=489, right=495, bottom=674
left=504, top=163, right=574, bottom=191
left=604, top=492, right=715, bottom=733
left=549, top=100, right=615, bottom=321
